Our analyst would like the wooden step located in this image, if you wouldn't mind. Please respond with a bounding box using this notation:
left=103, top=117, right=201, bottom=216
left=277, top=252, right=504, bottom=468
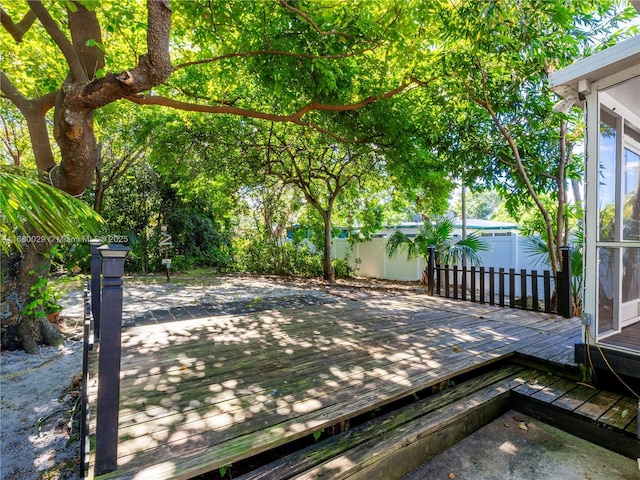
left=236, top=365, right=536, bottom=480
left=511, top=373, right=640, bottom=459
left=237, top=367, right=639, bottom=480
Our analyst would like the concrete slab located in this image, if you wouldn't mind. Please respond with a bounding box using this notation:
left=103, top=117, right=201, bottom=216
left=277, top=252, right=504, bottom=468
left=402, top=410, right=639, bottom=480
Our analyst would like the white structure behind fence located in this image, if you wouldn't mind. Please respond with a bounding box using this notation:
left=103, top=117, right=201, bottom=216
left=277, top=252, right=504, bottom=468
left=332, top=234, right=547, bottom=297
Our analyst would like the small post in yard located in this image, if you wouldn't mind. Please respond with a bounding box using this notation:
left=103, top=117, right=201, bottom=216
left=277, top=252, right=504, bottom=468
left=159, top=225, right=173, bottom=282
left=89, top=238, right=103, bottom=342
left=427, top=245, right=435, bottom=296
left=95, top=244, right=129, bottom=476
left=556, top=246, right=572, bottom=318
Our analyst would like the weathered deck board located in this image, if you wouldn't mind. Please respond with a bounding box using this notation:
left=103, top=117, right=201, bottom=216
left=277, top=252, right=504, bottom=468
left=237, top=365, right=530, bottom=480
left=530, top=378, right=579, bottom=403
left=511, top=370, right=640, bottom=459
left=575, top=391, right=624, bottom=420
left=599, top=397, right=638, bottom=430
left=89, top=294, right=580, bottom=479
left=551, top=384, right=599, bottom=411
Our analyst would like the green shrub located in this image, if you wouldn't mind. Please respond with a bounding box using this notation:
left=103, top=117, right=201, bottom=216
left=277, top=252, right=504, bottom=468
left=57, top=243, right=91, bottom=273
left=332, top=256, right=353, bottom=279
left=232, top=235, right=324, bottom=277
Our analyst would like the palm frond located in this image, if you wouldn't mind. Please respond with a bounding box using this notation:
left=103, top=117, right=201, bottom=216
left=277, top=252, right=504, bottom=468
left=0, top=168, right=104, bottom=253
left=430, top=218, right=455, bottom=243
left=386, top=230, right=417, bottom=260
left=386, top=220, right=490, bottom=267
left=522, top=235, right=551, bottom=269
left=444, top=232, right=490, bottom=266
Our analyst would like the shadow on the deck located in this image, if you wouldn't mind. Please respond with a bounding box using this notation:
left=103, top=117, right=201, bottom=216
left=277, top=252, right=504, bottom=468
left=89, top=295, right=580, bottom=479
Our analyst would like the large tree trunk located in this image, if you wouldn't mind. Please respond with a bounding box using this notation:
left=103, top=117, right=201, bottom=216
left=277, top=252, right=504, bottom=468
left=1, top=242, right=64, bottom=353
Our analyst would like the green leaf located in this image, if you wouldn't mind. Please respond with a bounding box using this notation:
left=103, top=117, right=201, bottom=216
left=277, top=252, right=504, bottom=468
left=65, top=1, right=78, bottom=13
left=218, top=464, right=231, bottom=478
left=85, top=39, right=106, bottom=52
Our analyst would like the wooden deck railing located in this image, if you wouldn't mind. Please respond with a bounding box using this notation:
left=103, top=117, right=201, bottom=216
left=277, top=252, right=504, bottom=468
left=425, top=245, right=572, bottom=318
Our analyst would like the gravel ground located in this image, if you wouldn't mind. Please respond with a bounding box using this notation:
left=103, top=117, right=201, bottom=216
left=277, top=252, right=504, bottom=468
left=0, top=274, right=421, bottom=480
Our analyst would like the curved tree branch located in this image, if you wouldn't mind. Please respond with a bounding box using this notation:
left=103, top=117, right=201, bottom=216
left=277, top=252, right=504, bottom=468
left=278, top=0, right=354, bottom=38
left=77, top=0, right=172, bottom=109
left=126, top=81, right=412, bottom=119
left=0, top=6, right=36, bottom=42
left=1, top=71, right=58, bottom=170
left=0, top=70, right=30, bottom=111
left=27, top=0, right=87, bottom=83
left=125, top=81, right=412, bottom=142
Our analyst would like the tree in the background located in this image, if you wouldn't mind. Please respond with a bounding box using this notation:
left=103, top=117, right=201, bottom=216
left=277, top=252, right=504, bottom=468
left=91, top=103, right=162, bottom=214
left=452, top=189, right=504, bottom=221
left=258, top=124, right=387, bottom=282
left=0, top=108, right=29, bottom=166
left=412, top=0, right=637, bottom=277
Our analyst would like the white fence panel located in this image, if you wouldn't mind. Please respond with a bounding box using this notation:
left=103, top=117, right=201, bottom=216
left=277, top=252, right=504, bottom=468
left=332, top=235, right=552, bottom=298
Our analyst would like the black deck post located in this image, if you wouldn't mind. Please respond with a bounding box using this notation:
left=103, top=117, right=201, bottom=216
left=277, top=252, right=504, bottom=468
left=453, top=264, right=459, bottom=299
left=489, top=267, right=495, bottom=305
left=95, top=244, right=129, bottom=476
left=520, top=269, right=527, bottom=310
left=557, top=246, right=572, bottom=318
left=531, top=270, right=539, bottom=311
left=427, top=245, right=435, bottom=296
left=89, top=239, right=103, bottom=342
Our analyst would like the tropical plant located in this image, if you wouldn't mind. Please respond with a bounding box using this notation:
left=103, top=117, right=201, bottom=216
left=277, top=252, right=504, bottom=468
left=0, top=167, right=103, bottom=253
left=23, top=273, right=63, bottom=318
left=0, top=166, right=103, bottom=352
left=386, top=218, right=489, bottom=290
left=387, top=218, right=489, bottom=265
left=523, top=224, right=584, bottom=316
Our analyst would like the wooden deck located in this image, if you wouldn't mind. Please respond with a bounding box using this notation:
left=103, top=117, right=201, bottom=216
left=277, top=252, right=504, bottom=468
left=601, top=321, right=640, bottom=352
left=89, top=294, right=580, bottom=479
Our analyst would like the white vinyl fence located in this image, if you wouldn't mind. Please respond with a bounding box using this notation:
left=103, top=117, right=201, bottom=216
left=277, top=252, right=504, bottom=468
left=332, top=235, right=549, bottom=297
